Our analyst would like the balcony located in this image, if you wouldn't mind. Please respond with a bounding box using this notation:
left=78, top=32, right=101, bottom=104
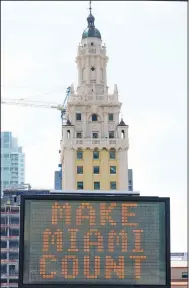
left=1, top=224, right=19, bottom=228
left=1, top=285, right=18, bottom=288
left=8, top=273, right=19, bottom=278
left=61, top=138, right=128, bottom=150
left=1, top=248, right=19, bottom=252
left=68, top=94, right=119, bottom=104
left=1, top=236, right=19, bottom=240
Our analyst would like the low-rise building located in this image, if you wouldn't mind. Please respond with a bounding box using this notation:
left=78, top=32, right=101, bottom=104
left=171, top=259, right=188, bottom=288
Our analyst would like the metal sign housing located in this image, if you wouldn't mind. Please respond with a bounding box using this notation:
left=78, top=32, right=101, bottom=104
left=18, top=193, right=170, bottom=288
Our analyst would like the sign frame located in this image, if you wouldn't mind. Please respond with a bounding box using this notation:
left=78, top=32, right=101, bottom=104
left=18, top=193, right=171, bottom=288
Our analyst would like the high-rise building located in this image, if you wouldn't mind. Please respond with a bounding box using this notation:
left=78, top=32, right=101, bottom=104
left=54, top=164, right=62, bottom=190
left=1, top=132, right=25, bottom=195
left=128, top=169, right=133, bottom=191
left=60, top=8, right=129, bottom=191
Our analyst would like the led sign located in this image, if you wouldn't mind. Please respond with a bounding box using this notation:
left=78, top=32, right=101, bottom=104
left=19, top=195, right=170, bottom=288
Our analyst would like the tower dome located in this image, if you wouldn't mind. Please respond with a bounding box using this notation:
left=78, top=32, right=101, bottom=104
left=82, top=3, right=101, bottom=39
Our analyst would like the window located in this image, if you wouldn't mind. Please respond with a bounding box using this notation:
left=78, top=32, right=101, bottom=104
left=93, top=151, right=99, bottom=160
left=109, top=131, right=114, bottom=138
left=76, top=132, right=82, bottom=138
left=76, top=113, right=81, bottom=121
left=11, top=207, right=19, bottom=213
left=92, top=114, right=98, bottom=121
left=77, top=182, right=83, bottom=190
left=9, top=279, right=18, bottom=284
left=1, top=264, right=7, bottom=274
left=77, top=166, right=83, bottom=174
left=110, top=166, right=116, bottom=174
left=1, top=253, right=7, bottom=259
left=121, top=130, right=125, bottom=139
left=94, top=182, right=100, bottom=190
left=3, top=154, right=9, bottom=158
left=9, top=265, right=16, bottom=276
left=1, top=241, right=7, bottom=248
left=77, top=151, right=83, bottom=160
left=9, top=240, right=19, bottom=249
left=93, top=166, right=100, bottom=174
left=108, top=113, right=114, bottom=121
left=1, top=228, right=8, bottom=236
left=3, top=181, right=9, bottom=186
left=110, top=181, right=116, bottom=190
left=9, top=229, right=19, bottom=237
left=182, top=272, right=188, bottom=279
left=109, top=150, right=116, bottom=160
left=10, top=218, right=19, bottom=225
left=9, top=252, right=19, bottom=260
left=92, top=132, right=98, bottom=139
left=1, top=217, right=7, bottom=225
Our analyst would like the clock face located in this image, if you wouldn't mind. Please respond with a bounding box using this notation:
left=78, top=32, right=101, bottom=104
left=91, top=67, right=95, bottom=71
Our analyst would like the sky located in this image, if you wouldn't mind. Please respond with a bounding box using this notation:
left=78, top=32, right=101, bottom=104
left=1, top=1, right=187, bottom=252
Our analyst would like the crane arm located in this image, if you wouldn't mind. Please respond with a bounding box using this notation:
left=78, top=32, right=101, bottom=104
left=1, top=98, right=66, bottom=112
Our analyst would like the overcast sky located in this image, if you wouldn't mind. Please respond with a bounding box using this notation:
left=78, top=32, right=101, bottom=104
left=1, top=1, right=187, bottom=252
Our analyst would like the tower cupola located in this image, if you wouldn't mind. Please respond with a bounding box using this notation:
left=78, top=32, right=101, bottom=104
left=82, top=1, right=101, bottom=39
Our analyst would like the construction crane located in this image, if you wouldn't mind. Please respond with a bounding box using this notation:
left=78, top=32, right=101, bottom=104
left=1, top=86, right=71, bottom=123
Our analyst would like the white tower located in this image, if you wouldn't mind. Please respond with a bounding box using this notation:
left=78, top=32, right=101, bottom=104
left=60, top=4, right=129, bottom=191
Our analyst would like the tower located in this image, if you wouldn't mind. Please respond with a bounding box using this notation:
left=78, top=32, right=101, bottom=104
left=60, top=4, right=129, bottom=191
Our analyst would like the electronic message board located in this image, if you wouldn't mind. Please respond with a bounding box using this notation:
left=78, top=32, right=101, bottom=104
left=19, top=194, right=170, bottom=288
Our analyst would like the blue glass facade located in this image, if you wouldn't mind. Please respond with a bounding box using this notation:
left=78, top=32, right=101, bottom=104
left=1, top=132, right=25, bottom=195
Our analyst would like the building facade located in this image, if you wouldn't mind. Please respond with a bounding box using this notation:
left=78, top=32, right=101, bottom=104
left=54, top=164, right=62, bottom=190
left=60, top=9, right=129, bottom=191
left=171, top=258, right=188, bottom=288
left=54, top=167, right=134, bottom=191
left=1, top=132, right=25, bottom=195
left=1, top=189, right=50, bottom=288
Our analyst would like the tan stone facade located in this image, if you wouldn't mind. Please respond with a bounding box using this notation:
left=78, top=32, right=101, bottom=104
left=171, top=261, right=188, bottom=288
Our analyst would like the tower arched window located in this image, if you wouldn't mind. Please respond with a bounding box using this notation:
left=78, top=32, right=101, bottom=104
left=100, top=68, right=103, bottom=81
left=82, top=68, right=86, bottom=81
left=121, top=130, right=125, bottom=139
left=92, top=114, right=98, bottom=121
left=90, top=66, right=96, bottom=81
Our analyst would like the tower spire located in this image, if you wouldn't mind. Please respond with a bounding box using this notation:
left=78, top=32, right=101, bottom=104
left=89, top=1, right=92, bottom=14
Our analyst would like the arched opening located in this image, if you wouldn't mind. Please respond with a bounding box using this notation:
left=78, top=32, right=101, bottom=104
left=67, top=130, right=70, bottom=138
left=90, top=66, right=96, bottom=80
left=92, top=114, right=98, bottom=121
left=109, top=148, right=116, bottom=160
left=100, top=68, right=103, bottom=81
left=121, top=130, right=125, bottom=139
left=93, top=149, right=99, bottom=160
left=82, top=68, right=86, bottom=81
left=77, top=149, right=83, bottom=160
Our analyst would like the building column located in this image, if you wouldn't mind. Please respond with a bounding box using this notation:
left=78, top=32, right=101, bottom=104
left=103, top=112, right=108, bottom=138
left=96, top=57, right=100, bottom=84
left=118, top=149, right=128, bottom=191
left=62, top=148, right=75, bottom=190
